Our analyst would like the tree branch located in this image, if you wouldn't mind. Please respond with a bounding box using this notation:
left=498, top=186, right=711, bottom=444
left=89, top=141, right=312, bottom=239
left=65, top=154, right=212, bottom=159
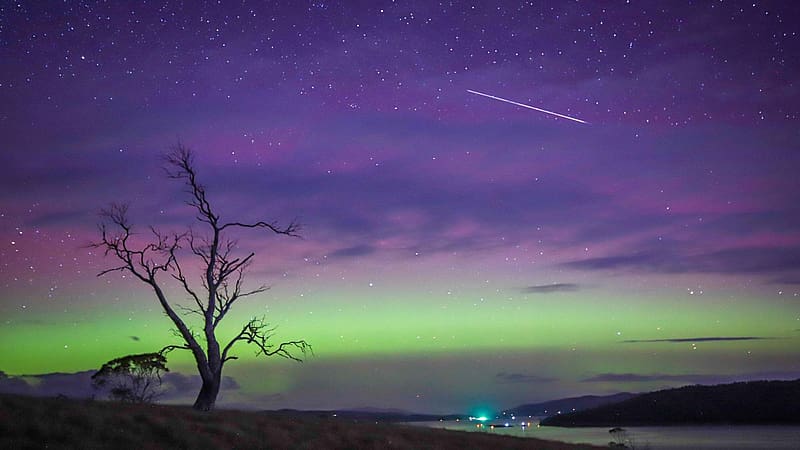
left=221, top=317, right=311, bottom=363
left=220, top=220, right=302, bottom=237
left=159, top=344, right=192, bottom=355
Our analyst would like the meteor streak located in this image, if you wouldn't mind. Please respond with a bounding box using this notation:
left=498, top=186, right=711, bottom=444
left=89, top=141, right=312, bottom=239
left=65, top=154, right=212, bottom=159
left=467, top=89, right=588, bottom=124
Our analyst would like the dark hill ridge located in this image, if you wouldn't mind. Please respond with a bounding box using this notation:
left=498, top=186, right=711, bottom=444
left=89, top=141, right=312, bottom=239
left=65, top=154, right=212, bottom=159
left=509, top=393, right=637, bottom=417
left=541, top=379, right=800, bottom=427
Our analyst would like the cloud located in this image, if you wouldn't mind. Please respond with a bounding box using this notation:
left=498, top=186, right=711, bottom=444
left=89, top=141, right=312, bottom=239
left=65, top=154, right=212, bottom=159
left=329, top=244, right=376, bottom=258
left=0, top=370, right=239, bottom=401
left=160, top=372, right=240, bottom=401
left=582, top=370, right=800, bottom=384
left=521, top=283, right=580, bottom=294
left=581, top=373, right=722, bottom=383
left=0, top=370, right=33, bottom=394
left=5, top=318, right=52, bottom=326
left=621, top=336, right=771, bottom=343
left=27, top=209, right=93, bottom=227
left=0, top=371, right=96, bottom=398
left=563, top=245, right=800, bottom=276
left=495, top=372, right=556, bottom=384
left=770, top=276, right=800, bottom=285
left=563, top=252, right=661, bottom=271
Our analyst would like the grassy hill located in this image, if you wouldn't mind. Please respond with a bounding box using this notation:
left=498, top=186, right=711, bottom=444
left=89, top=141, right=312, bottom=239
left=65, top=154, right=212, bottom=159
left=541, top=379, right=800, bottom=427
left=0, top=393, right=602, bottom=449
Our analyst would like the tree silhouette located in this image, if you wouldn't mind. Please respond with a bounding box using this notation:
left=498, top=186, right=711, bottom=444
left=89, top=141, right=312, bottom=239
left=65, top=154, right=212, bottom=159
left=91, top=352, right=169, bottom=403
left=92, top=144, right=310, bottom=411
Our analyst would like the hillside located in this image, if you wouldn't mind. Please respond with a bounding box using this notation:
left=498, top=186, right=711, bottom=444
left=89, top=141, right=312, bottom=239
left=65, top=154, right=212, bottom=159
left=0, top=393, right=602, bottom=449
left=509, top=393, right=637, bottom=417
left=541, top=379, right=800, bottom=427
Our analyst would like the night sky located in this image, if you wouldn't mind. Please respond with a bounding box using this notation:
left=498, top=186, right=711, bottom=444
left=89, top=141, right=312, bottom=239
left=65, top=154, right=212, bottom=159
left=1, top=1, right=799, bottom=414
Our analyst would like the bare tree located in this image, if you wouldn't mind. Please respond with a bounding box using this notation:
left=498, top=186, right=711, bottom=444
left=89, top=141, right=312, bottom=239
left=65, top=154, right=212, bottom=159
left=92, top=144, right=310, bottom=411
left=92, top=352, right=169, bottom=403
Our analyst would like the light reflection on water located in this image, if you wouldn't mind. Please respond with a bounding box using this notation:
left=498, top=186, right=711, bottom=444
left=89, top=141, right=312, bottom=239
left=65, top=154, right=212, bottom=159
left=410, top=420, right=800, bottom=450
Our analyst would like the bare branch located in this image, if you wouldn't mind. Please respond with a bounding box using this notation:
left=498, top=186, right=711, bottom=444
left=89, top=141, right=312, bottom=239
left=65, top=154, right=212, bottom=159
left=170, top=246, right=205, bottom=315
left=220, top=219, right=302, bottom=237
left=164, top=143, right=218, bottom=225
left=175, top=303, right=205, bottom=317
left=159, top=344, right=191, bottom=355
left=97, top=266, right=128, bottom=277
left=221, top=317, right=312, bottom=363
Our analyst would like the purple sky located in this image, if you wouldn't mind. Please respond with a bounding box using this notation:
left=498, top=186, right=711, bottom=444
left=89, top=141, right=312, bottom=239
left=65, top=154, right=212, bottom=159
left=1, top=1, right=799, bottom=413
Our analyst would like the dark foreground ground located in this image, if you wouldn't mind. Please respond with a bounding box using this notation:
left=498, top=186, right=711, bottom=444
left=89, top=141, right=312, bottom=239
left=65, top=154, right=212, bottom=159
left=0, top=394, right=602, bottom=449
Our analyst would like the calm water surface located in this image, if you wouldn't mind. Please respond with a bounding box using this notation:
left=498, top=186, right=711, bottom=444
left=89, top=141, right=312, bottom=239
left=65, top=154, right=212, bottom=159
left=412, top=420, right=800, bottom=449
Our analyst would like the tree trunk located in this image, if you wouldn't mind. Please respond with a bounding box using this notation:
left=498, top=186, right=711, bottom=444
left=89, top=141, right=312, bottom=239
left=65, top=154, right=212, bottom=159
left=192, top=372, right=221, bottom=411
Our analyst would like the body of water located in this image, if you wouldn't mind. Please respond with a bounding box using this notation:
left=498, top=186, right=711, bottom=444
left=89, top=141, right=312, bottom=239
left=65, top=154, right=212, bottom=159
left=412, top=420, right=800, bottom=449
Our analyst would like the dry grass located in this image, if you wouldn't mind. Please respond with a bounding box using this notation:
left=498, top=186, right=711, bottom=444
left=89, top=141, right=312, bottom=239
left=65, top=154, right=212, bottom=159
left=0, top=393, right=603, bottom=449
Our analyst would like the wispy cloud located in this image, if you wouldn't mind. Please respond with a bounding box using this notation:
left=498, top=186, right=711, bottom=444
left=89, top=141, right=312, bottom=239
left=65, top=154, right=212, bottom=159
left=495, top=372, right=556, bottom=384
left=160, top=372, right=239, bottom=400
left=582, top=370, right=800, bottom=384
left=329, top=244, right=376, bottom=258
left=521, top=283, right=580, bottom=294
left=0, top=370, right=239, bottom=401
left=581, top=373, right=721, bottom=383
left=621, top=336, right=771, bottom=343
left=770, top=276, right=800, bottom=285
left=563, top=246, right=800, bottom=276
left=0, top=371, right=96, bottom=398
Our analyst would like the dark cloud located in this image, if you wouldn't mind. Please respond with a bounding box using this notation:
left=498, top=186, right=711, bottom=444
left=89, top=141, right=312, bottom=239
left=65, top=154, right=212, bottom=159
left=563, top=252, right=661, bottom=271
left=769, top=276, right=800, bottom=285
left=563, top=246, right=800, bottom=276
left=5, top=318, right=96, bottom=327
left=0, top=371, right=33, bottom=394
left=0, top=371, right=96, bottom=398
left=582, top=370, right=800, bottom=384
left=521, top=283, right=580, bottom=294
left=27, top=209, right=93, bottom=228
left=329, top=244, right=376, bottom=258
left=160, top=372, right=239, bottom=401
left=581, top=373, right=723, bottom=383
left=572, top=214, right=678, bottom=243
left=495, top=372, right=556, bottom=384
left=706, top=210, right=800, bottom=236
left=5, top=318, right=52, bottom=326
left=621, top=336, right=771, bottom=343
left=0, top=370, right=239, bottom=401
